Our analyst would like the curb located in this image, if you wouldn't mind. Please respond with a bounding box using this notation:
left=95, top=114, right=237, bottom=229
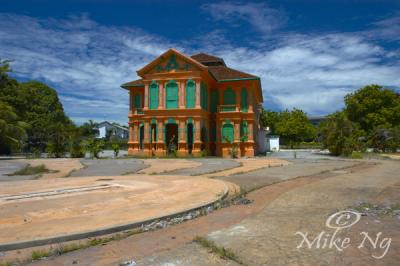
left=0, top=181, right=228, bottom=252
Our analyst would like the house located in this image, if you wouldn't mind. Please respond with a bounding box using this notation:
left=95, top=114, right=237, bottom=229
left=95, top=121, right=129, bottom=140
left=120, top=48, right=264, bottom=157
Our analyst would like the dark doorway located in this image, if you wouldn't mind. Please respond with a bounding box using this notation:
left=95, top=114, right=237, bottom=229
left=187, top=123, right=194, bottom=154
left=166, top=124, right=178, bottom=154
left=151, top=124, right=157, bottom=150
left=201, top=127, right=207, bottom=150
left=139, top=125, right=144, bottom=150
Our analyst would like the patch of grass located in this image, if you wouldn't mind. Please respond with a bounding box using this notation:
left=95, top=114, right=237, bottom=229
left=58, top=243, right=86, bottom=254
left=194, top=236, right=245, bottom=265
left=9, top=164, right=52, bottom=176
left=31, top=249, right=51, bottom=260
left=390, top=203, right=400, bottom=210
left=350, top=151, right=363, bottom=159
left=0, top=261, right=14, bottom=266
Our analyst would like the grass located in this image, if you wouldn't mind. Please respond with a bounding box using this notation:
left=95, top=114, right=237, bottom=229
left=31, top=249, right=51, bottom=260
left=194, top=236, right=246, bottom=265
left=8, top=164, right=52, bottom=176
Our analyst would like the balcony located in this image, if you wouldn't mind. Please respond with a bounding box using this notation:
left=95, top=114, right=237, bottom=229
left=217, top=104, right=239, bottom=112
left=129, top=108, right=144, bottom=117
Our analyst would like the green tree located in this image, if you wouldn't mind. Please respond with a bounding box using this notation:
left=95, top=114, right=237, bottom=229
left=0, top=101, right=29, bottom=154
left=319, top=112, right=361, bottom=156
left=344, top=85, right=400, bottom=132
left=259, top=109, right=280, bottom=133
left=274, top=108, right=316, bottom=148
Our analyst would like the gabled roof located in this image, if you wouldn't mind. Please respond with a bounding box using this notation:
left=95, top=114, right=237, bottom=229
left=207, top=66, right=259, bottom=82
left=121, top=78, right=144, bottom=89
left=136, top=48, right=207, bottom=76
left=191, top=53, right=226, bottom=66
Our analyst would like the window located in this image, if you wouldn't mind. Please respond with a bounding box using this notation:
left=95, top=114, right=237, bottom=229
left=186, top=80, right=196, bottom=108
left=165, top=80, right=178, bottom=109
left=200, top=82, right=208, bottom=110
left=222, top=123, right=234, bottom=143
left=210, top=90, right=218, bottom=112
left=223, top=88, right=236, bottom=111
left=241, top=89, right=248, bottom=112
left=134, top=93, right=141, bottom=108
left=240, top=121, right=248, bottom=141
left=149, top=81, right=159, bottom=110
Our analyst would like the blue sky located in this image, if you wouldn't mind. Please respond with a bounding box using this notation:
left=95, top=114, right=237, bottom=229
left=1, top=0, right=399, bottom=124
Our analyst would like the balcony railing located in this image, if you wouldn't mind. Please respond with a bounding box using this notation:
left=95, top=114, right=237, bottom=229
left=217, top=105, right=239, bottom=112
left=130, top=108, right=144, bottom=115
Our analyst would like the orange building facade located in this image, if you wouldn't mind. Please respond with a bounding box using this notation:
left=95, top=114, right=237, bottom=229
left=121, top=49, right=263, bottom=157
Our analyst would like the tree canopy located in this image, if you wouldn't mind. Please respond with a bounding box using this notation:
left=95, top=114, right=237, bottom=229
left=260, top=108, right=316, bottom=148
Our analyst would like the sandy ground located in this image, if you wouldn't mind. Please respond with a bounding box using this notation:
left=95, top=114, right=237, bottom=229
left=19, top=159, right=84, bottom=179
left=138, top=159, right=202, bottom=174
left=0, top=174, right=227, bottom=245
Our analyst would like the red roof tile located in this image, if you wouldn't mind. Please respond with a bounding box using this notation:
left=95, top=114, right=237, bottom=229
left=208, top=66, right=259, bottom=81
left=121, top=79, right=144, bottom=89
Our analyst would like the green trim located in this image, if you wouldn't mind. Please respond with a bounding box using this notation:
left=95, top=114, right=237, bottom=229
left=167, top=118, right=176, bottom=124
left=219, top=77, right=260, bottom=82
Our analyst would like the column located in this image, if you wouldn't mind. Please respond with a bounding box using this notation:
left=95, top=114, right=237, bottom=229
left=144, top=81, right=149, bottom=110
left=144, top=121, right=150, bottom=145
left=194, top=119, right=201, bottom=142
left=248, top=88, right=253, bottom=113
left=158, top=121, right=164, bottom=142
left=248, top=122, right=254, bottom=141
left=179, top=80, right=185, bottom=109
left=236, top=88, right=241, bottom=112
left=195, top=79, right=201, bottom=108
left=179, top=120, right=185, bottom=143
left=159, top=81, right=164, bottom=109
left=129, top=123, right=134, bottom=142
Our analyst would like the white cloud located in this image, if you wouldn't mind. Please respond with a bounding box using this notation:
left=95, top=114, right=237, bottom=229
left=202, top=1, right=286, bottom=34
left=0, top=11, right=399, bottom=122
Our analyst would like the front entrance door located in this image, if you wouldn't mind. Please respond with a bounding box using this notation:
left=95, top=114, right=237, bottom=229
left=165, top=124, right=178, bottom=154
left=139, top=125, right=144, bottom=150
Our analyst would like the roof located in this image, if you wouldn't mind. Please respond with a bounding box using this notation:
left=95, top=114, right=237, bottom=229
left=190, top=53, right=226, bottom=66
left=121, top=79, right=144, bottom=89
left=207, top=65, right=259, bottom=82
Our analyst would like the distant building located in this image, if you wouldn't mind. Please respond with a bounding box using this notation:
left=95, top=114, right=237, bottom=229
left=95, top=121, right=129, bottom=140
left=265, top=135, right=280, bottom=152
left=309, top=116, right=326, bottom=126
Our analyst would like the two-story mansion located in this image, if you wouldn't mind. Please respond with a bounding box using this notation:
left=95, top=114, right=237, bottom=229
left=121, top=48, right=263, bottom=157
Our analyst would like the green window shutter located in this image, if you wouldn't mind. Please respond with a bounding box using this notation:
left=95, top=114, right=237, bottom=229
left=134, top=94, right=141, bottom=108
left=223, top=88, right=236, bottom=111
left=240, top=121, right=248, bottom=141
left=241, top=89, right=248, bottom=112
left=166, top=81, right=178, bottom=109
left=149, top=82, right=159, bottom=110
left=186, top=80, right=196, bottom=108
left=210, top=90, right=218, bottom=112
left=222, top=123, right=234, bottom=143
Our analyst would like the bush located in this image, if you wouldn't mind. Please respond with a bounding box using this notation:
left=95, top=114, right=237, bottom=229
left=350, top=151, right=363, bottom=159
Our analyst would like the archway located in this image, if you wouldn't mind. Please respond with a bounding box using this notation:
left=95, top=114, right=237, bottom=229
left=187, top=123, right=194, bottom=154
left=139, top=125, right=144, bottom=150
left=165, top=123, right=178, bottom=154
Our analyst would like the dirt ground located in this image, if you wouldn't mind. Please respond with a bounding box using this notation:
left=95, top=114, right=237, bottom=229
left=0, top=156, right=399, bottom=266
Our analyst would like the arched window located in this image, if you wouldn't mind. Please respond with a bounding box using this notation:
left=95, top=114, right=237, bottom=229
left=186, top=80, right=196, bottom=108
left=223, top=88, right=236, bottom=111
left=134, top=93, right=141, bottom=108
left=210, top=90, right=218, bottom=112
left=241, top=89, right=248, bottom=112
left=222, top=123, right=234, bottom=143
left=240, top=121, right=248, bottom=141
left=165, top=80, right=178, bottom=109
left=149, top=81, right=159, bottom=110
